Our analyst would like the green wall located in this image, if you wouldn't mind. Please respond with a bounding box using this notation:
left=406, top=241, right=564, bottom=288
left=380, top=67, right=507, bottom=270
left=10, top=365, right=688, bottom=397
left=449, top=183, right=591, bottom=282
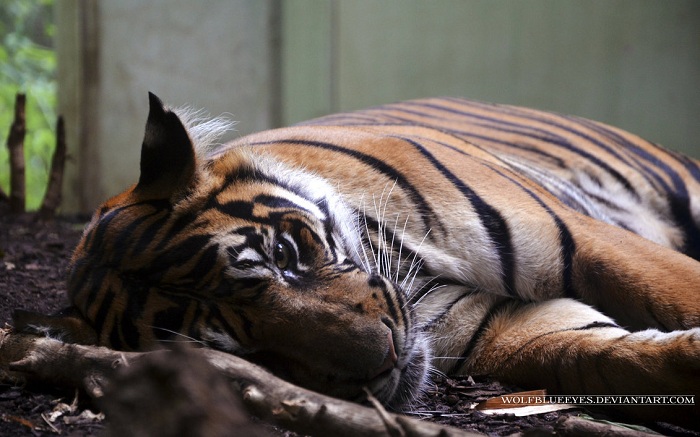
left=283, top=0, right=700, bottom=157
left=57, top=0, right=700, bottom=212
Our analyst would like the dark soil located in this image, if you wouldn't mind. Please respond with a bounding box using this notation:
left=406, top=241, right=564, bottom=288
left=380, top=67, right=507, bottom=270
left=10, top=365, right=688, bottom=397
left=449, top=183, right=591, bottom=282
left=1, top=212, right=103, bottom=436
left=0, top=212, right=698, bottom=436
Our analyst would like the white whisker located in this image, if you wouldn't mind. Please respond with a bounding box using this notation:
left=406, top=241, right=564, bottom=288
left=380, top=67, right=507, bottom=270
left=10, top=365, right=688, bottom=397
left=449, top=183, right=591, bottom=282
left=403, top=259, right=425, bottom=296
left=396, top=214, right=410, bottom=284
left=405, top=282, right=446, bottom=310
left=362, top=196, right=379, bottom=273
left=372, top=186, right=387, bottom=275
left=351, top=198, right=372, bottom=273
left=148, top=326, right=207, bottom=347
left=380, top=181, right=398, bottom=278
left=400, top=228, right=431, bottom=290
left=387, top=211, right=400, bottom=281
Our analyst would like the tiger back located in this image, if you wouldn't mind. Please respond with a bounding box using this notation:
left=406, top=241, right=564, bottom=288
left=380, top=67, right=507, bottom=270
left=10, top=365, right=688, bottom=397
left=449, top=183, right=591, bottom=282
left=35, top=94, right=700, bottom=426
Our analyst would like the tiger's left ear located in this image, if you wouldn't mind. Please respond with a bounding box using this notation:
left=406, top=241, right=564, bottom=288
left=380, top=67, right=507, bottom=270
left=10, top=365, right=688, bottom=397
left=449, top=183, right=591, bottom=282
left=134, top=92, right=196, bottom=201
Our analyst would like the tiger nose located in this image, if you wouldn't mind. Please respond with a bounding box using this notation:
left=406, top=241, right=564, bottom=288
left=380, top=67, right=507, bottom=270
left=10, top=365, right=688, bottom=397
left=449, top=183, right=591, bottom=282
left=370, top=331, right=398, bottom=379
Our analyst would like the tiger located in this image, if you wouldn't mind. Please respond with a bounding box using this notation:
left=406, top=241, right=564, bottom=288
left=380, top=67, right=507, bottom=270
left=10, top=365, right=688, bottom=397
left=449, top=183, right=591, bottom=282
left=16, top=93, right=700, bottom=428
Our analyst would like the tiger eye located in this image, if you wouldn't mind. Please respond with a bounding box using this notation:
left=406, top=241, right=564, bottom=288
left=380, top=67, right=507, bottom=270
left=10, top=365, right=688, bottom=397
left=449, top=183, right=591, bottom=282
left=273, top=242, right=291, bottom=270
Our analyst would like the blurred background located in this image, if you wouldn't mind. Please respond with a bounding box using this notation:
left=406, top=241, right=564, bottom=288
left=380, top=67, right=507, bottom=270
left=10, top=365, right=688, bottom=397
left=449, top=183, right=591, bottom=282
left=1, top=0, right=699, bottom=214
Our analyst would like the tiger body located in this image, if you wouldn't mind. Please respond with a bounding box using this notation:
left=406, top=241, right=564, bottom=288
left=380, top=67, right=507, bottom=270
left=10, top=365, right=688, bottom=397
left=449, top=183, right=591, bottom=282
left=58, top=95, right=700, bottom=425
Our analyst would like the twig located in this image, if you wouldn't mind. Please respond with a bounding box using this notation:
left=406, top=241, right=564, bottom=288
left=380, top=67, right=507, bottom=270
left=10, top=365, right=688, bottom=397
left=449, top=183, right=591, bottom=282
left=38, top=116, right=67, bottom=220
left=7, top=93, right=26, bottom=213
left=364, top=387, right=406, bottom=437
left=40, top=412, right=61, bottom=434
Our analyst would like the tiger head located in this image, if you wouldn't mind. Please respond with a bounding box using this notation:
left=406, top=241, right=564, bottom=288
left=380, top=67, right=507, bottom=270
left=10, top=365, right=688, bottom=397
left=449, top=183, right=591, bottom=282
left=66, top=93, right=430, bottom=408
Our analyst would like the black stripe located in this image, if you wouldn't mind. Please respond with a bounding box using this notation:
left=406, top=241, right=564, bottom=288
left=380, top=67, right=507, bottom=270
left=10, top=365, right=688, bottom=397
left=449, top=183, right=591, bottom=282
left=361, top=213, right=438, bottom=288
left=396, top=136, right=517, bottom=297
left=677, top=153, right=700, bottom=185
left=120, top=281, right=150, bottom=349
left=505, top=320, right=621, bottom=365
left=404, top=100, right=641, bottom=200
left=402, top=99, right=700, bottom=261
left=368, top=276, right=399, bottom=323
left=140, top=234, right=214, bottom=286
left=621, top=145, right=700, bottom=260
left=118, top=315, right=140, bottom=350
left=152, top=303, right=189, bottom=342
left=155, top=211, right=199, bottom=251
left=570, top=116, right=657, bottom=187
left=239, top=310, right=254, bottom=339
left=188, top=244, right=220, bottom=284
left=382, top=283, right=410, bottom=340
left=421, top=291, right=472, bottom=330
left=215, top=200, right=256, bottom=221
left=318, top=199, right=340, bottom=259
left=406, top=130, right=576, bottom=299
left=299, top=112, right=387, bottom=126
left=574, top=113, right=700, bottom=251
left=485, top=164, right=578, bottom=299
left=89, top=268, right=115, bottom=336
left=89, top=199, right=170, bottom=255
left=571, top=321, right=620, bottom=331
left=255, top=193, right=312, bottom=212
left=442, top=99, right=641, bottom=193
left=248, top=139, right=444, bottom=238
left=131, top=209, right=172, bottom=256
left=187, top=303, right=204, bottom=344
left=205, top=303, right=252, bottom=343
left=111, top=208, right=166, bottom=262
left=448, top=298, right=513, bottom=374
left=108, top=320, right=123, bottom=350
left=551, top=215, right=577, bottom=299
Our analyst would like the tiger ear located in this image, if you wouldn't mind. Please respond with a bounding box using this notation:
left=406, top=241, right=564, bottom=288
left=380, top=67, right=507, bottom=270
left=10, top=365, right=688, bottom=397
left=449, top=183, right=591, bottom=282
left=134, top=92, right=196, bottom=201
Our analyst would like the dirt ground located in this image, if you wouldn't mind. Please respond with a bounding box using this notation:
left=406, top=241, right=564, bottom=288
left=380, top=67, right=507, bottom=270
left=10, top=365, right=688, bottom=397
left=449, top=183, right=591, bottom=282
left=0, top=212, right=698, bottom=436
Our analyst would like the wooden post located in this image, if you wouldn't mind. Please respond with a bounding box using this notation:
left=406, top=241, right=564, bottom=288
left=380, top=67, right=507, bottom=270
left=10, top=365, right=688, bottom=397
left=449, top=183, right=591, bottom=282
left=38, top=116, right=67, bottom=221
left=6, top=93, right=27, bottom=213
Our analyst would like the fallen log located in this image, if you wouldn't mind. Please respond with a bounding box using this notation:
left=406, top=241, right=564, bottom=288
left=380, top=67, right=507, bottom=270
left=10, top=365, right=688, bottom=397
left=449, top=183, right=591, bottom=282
left=101, top=345, right=273, bottom=437
left=0, top=329, right=480, bottom=437
left=555, top=415, right=659, bottom=437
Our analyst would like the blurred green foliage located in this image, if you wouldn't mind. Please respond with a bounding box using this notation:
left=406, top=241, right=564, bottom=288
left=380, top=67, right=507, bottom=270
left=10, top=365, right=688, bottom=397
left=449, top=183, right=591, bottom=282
left=0, top=0, right=56, bottom=211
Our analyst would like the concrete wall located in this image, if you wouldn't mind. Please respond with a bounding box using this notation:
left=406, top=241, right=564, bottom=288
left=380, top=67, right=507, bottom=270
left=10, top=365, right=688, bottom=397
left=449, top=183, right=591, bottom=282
left=58, top=0, right=700, bottom=213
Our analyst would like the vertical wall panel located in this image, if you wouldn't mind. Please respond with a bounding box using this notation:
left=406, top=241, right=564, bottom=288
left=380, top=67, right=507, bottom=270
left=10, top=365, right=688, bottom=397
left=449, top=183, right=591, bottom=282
left=281, top=0, right=334, bottom=125
left=57, top=0, right=279, bottom=213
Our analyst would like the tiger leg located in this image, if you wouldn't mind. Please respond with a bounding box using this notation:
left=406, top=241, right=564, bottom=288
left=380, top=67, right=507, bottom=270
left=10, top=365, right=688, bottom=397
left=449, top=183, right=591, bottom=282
left=572, top=218, right=700, bottom=332
left=431, top=295, right=700, bottom=426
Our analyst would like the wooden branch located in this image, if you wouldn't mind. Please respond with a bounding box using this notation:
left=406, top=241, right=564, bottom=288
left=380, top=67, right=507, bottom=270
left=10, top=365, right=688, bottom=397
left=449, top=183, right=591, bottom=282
left=100, top=344, right=274, bottom=437
left=38, top=116, right=67, bottom=221
left=0, top=330, right=480, bottom=437
left=554, top=415, right=659, bottom=437
left=7, top=93, right=27, bottom=213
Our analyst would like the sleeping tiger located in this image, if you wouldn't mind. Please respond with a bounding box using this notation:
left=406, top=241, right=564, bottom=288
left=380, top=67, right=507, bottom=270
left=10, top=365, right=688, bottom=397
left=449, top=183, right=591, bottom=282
left=18, top=93, right=700, bottom=427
